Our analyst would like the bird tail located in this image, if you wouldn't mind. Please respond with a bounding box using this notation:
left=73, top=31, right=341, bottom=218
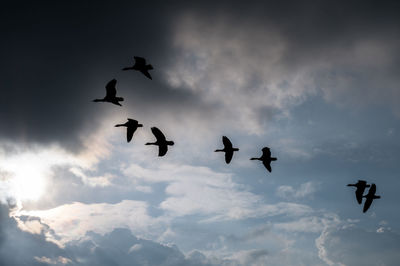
left=167, top=141, right=174, bottom=146
left=374, top=195, right=381, bottom=199
left=116, top=97, right=124, bottom=101
left=146, top=64, right=153, bottom=70
left=138, top=124, right=143, bottom=127
left=233, top=148, right=239, bottom=151
left=271, top=157, right=277, bottom=161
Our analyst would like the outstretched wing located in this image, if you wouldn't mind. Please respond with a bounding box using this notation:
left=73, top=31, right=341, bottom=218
left=363, top=197, right=373, bottom=213
left=225, top=150, right=233, bottom=164
left=140, top=70, right=152, bottom=80
left=222, top=136, right=233, bottom=149
left=151, top=127, right=166, bottom=142
left=369, top=184, right=376, bottom=195
left=134, top=56, right=146, bottom=66
left=263, top=161, right=272, bottom=172
left=355, top=190, right=363, bottom=204
left=105, top=79, right=117, bottom=98
left=127, top=126, right=138, bottom=143
left=262, top=147, right=271, bottom=157
left=158, top=145, right=168, bottom=157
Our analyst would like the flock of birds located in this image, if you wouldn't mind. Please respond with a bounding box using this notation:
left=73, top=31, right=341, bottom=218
left=92, top=56, right=380, bottom=213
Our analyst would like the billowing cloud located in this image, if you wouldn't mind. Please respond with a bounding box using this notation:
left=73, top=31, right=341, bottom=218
left=123, top=163, right=312, bottom=221
left=0, top=204, right=222, bottom=266
left=276, top=182, right=318, bottom=200
left=316, top=226, right=400, bottom=266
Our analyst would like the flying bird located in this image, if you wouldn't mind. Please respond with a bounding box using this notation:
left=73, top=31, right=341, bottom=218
left=145, top=127, right=174, bottom=156
left=215, top=136, right=239, bottom=164
left=115, top=118, right=143, bottom=143
left=363, top=183, right=381, bottom=213
left=93, top=79, right=124, bottom=106
left=250, top=147, right=277, bottom=172
left=347, top=180, right=370, bottom=204
left=122, top=56, right=153, bottom=80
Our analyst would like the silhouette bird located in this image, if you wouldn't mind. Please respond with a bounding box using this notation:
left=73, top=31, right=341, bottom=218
left=215, top=136, right=239, bottom=164
left=93, top=79, right=124, bottom=106
left=122, top=56, right=153, bottom=80
left=250, top=147, right=277, bottom=172
left=347, top=180, right=370, bottom=204
left=115, top=118, right=143, bottom=143
left=145, top=127, right=174, bottom=156
left=363, top=183, right=380, bottom=213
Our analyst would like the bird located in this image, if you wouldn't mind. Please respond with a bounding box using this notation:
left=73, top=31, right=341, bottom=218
left=115, top=118, right=143, bottom=143
left=250, top=147, right=277, bottom=172
left=363, top=183, right=381, bottom=213
left=347, top=180, right=370, bottom=204
left=215, top=136, right=239, bottom=164
left=122, top=56, right=153, bottom=80
left=93, top=79, right=124, bottom=106
left=145, top=127, right=174, bottom=156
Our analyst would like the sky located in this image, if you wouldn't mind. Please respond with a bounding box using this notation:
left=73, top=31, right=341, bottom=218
left=1, top=1, right=400, bottom=265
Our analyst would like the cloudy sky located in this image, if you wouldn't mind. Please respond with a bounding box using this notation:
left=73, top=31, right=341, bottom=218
left=1, top=1, right=400, bottom=265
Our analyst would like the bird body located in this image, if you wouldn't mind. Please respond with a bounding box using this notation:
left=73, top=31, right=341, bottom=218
left=122, top=56, right=153, bottom=80
left=215, top=136, right=239, bottom=164
left=250, top=147, right=277, bottom=172
left=363, top=183, right=380, bottom=213
left=115, top=118, right=143, bottom=142
left=93, top=79, right=124, bottom=106
left=347, top=180, right=370, bottom=204
left=145, top=127, right=174, bottom=156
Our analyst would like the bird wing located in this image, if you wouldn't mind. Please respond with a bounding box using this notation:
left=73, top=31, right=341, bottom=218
left=222, top=136, right=233, bottom=149
left=127, top=126, right=138, bottom=142
left=363, top=197, right=373, bottom=212
left=158, top=145, right=168, bottom=157
left=105, top=79, right=117, bottom=98
left=355, top=190, right=363, bottom=204
left=134, top=56, right=146, bottom=66
left=262, top=161, right=272, bottom=172
left=225, top=150, right=233, bottom=164
left=151, top=127, right=166, bottom=141
left=262, top=147, right=271, bottom=157
left=140, top=70, right=152, bottom=80
left=370, top=184, right=376, bottom=194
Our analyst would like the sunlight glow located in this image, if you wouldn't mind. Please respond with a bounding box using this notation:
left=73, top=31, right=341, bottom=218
left=12, top=163, right=47, bottom=201
left=0, top=147, right=76, bottom=202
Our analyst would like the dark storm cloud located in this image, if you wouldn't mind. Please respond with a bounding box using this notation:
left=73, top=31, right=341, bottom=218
left=1, top=1, right=400, bottom=149
left=0, top=1, right=200, bottom=150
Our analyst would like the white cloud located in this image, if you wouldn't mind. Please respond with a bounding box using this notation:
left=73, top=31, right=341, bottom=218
left=316, top=226, right=400, bottom=266
left=128, top=244, right=143, bottom=253
left=18, top=200, right=156, bottom=245
left=34, top=256, right=72, bottom=265
left=123, top=163, right=312, bottom=221
left=274, top=213, right=341, bottom=233
left=276, top=182, right=318, bottom=200
left=69, top=167, right=115, bottom=187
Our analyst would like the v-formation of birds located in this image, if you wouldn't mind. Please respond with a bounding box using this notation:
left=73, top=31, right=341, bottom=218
left=93, top=56, right=380, bottom=213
